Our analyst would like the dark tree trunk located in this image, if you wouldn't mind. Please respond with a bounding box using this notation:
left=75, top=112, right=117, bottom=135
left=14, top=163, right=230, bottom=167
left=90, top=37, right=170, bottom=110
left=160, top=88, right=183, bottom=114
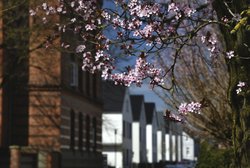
left=213, top=1, right=250, bottom=167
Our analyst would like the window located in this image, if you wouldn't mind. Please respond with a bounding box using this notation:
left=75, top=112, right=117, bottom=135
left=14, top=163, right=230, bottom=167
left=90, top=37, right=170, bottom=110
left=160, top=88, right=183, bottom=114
left=126, top=100, right=129, bottom=113
left=86, top=115, right=90, bottom=151
left=92, top=74, right=97, bottom=98
left=85, top=71, right=90, bottom=96
left=139, top=126, right=142, bottom=142
left=123, top=121, right=125, bottom=137
left=70, top=62, right=78, bottom=87
left=78, top=66, right=83, bottom=92
left=123, top=149, right=126, bottom=166
left=92, top=118, right=97, bottom=152
left=128, top=123, right=132, bottom=139
left=78, top=113, right=83, bottom=150
left=126, top=149, right=129, bottom=165
left=70, top=110, right=75, bottom=150
left=186, top=147, right=190, bottom=155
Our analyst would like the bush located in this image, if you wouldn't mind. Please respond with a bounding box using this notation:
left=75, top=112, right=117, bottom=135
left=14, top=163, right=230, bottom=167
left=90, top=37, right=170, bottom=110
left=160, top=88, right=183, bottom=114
left=196, top=142, right=233, bottom=168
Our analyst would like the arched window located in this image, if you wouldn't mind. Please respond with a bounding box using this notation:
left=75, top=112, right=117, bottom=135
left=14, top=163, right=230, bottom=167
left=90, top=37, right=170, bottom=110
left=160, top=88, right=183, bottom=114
left=78, top=113, right=83, bottom=150
left=70, top=110, right=75, bottom=150
left=86, top=115, right=90, bottom=151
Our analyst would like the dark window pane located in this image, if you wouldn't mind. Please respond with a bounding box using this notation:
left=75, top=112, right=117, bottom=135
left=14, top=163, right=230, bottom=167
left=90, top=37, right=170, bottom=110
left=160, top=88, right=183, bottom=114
left=78, top=113, right=83, bottom=150
left=70, top=110, right=75, bottom=150
left=86, top=115, right=90, bottom=151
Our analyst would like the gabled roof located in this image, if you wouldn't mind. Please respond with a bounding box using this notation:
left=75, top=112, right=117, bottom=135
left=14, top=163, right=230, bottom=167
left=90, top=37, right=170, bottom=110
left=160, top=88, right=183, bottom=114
left=102, top=81, right=126, bottom=113
left=144, top=102, right=155, bottom=124
left=130, top=95, right=144, bottom=121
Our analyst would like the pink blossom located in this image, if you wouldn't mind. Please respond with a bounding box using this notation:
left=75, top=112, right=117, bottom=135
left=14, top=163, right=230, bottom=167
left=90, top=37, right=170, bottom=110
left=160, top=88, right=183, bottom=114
left=29, top=9, right=36, bottom=16
left=111, top=57, right=163, bottom=87
left=178, top=102, right=202, bottom=115
left=236, top=81, right=246, bottom=94
left=76, top=45, right=86, bottom=53
left=30, top=0, right=214, bottom=94
left=226, top=51, right=235, bottom=59
left=85, top=24, right=96, bottom=31
left=237, top=81, right=246, bottom=87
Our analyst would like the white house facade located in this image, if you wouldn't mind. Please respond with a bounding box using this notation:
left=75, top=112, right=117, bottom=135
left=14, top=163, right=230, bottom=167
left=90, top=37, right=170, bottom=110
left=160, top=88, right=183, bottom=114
left=102, top=83, right=133, bottom=168
left=182, top=132, right=195, bottom=161
left=165, top=121, right=183, bottom=162
left=156, top=111, right=166, bottom=162
left=130, top=95, right=147, bottom=165
left=145, top=103, right=158, bottom=163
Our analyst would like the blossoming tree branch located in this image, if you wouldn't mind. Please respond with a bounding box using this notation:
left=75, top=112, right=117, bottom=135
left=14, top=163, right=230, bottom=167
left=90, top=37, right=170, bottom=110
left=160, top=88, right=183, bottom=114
left=30, top=0, right=249, bottom=131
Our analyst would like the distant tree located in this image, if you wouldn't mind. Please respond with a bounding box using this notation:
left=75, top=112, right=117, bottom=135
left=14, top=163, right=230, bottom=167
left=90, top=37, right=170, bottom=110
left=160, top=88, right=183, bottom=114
left=154, top=26, right=233, bottom=147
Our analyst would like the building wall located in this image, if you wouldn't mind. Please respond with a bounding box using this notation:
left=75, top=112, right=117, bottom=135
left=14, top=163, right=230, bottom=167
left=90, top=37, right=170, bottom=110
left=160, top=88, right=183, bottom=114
left=103, top=151, right=123, bottom=168
left=165, top=134, right=170, bottom=161
left=132, top=122, right=139, bottom=163
left=146, top=125, right=152, bottom=163
left=182, top=132, right=195, bottom=161
left=139, top=103, right=147, bottom=163
left=0, top=0, right=3, bottom=147
left=152, top=110, right=158, bottom=163
left=28, top=20, right=62, bottom=150
left=1, top=0, right=30, bottom=147
left=61, top=90, right=102, bottom=150
left=102, top=114, right=123, bottom=144
left=178, top=135, right=182, bottom=162
left=157, top=131, right=162, bottom=162
left=172, top=135, right=176, bottom=161
left=146, top=108, right=158, bottom=163
left=0, top=2, right=103, bottom=168
left=121, top=90, right=133, bottom=168
left=28, top=91, right=61, bottom=150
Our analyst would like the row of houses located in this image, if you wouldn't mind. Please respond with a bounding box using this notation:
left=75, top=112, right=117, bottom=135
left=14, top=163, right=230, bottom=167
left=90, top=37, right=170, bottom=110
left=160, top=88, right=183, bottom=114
left=102, top=82, right=198, bottom=168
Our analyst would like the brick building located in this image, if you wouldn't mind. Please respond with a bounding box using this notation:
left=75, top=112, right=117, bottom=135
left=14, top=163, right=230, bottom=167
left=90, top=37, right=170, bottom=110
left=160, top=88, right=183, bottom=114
left=0, top=0, right=103, bottom=167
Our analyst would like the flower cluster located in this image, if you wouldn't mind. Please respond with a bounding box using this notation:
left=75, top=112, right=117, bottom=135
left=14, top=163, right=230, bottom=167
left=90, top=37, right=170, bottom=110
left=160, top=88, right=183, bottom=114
left=111, top=57, right=163, bottom=87
left=165, top=102, right=202, bottom=123
left=178, top=102, right=202, bottom=115
left=236, top=81, right=246, bottom=94
left=30, top=0, right=212, bottom=93
left=226, top=50, right=235, bottom=59
left=128, top=0, right=160, bottom=18
left=165, top=110, right=184, bottom=123
left=201, top=34, right=219, bottom=57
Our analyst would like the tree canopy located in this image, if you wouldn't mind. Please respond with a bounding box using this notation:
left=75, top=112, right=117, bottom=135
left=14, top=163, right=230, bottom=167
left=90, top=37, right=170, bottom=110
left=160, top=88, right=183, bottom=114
left=31, top=0, right=250, bottom=167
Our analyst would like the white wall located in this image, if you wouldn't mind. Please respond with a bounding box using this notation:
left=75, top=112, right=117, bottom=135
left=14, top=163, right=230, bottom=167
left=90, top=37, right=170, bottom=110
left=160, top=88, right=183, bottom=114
left=182, top=132, right=195, bottom=160
left=157, top=130, right=162, bottom=162
left=146, top=125, right=152, bottom=163
left=102, top=114, right=123, bottom=144
left=132, top=122, right=140, bottom=163
left=152, top=111, right=158, bottom=163
left=146, top=108, right=158, bottom=163
left=165, top=134, right=170, bottom=161
left=139, top=104, right=147, bottom=163
left=178, top=135, right=182, bottom=162
left=103, top=151, right=123, bottom=168
left=122, top=90, right=133, bottom=168
left=172, top=135, right=176, bottom=161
